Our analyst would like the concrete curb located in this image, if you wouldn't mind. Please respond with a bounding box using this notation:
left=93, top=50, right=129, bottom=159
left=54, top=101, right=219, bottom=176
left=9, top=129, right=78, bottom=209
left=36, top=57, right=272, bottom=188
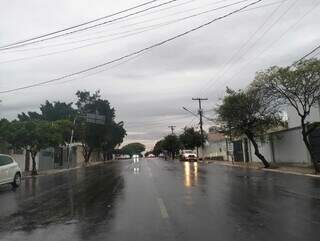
left=207, top=161, right=320, bottom=178
left=22, top=161, right=109, bottom=179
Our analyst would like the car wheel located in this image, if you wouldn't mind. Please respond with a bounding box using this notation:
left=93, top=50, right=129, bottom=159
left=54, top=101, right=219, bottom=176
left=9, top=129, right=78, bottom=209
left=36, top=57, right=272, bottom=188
left=12, top=173, right=21, bottom=188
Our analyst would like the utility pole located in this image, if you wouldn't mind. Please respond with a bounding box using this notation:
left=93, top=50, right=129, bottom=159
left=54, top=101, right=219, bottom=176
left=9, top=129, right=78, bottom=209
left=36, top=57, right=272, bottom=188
left=192, top=97, right=208, bottom=157
left=168, top=125, right=176, bottom=135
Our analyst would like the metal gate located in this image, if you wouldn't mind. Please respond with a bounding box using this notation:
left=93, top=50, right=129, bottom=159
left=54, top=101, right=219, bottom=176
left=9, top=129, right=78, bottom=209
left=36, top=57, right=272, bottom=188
left=233, top=140, right=244, bottom=162
left=310, top=128, right=320, bottom=162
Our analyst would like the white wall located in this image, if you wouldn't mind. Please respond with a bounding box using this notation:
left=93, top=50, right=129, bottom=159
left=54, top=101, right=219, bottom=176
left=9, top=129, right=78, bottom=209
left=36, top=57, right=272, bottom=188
left=11, top=151, right=39, bottom=172
left=203, top=140, right=228, bottom=160
left=249, top=128, right=311, bottom=164
left=272, top=128, right=310, bottom=164
left=248, top=138, right=273, bottom=163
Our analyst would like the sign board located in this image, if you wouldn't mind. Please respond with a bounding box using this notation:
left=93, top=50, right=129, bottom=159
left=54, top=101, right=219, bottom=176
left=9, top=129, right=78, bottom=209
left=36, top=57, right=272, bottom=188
left=86, top=113, right=106, bottom=125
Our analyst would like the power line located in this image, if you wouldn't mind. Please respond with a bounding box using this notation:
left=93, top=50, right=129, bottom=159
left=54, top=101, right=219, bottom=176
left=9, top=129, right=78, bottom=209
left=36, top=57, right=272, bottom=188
left=218, top=0, right=311, bottom=87
left=0, top=0, right=262, bottom=94
left=1, top=0, right=235, bottom=54
left=0, top=0, right=254, bottom=65
left=201, top=0, right=299, bottom=97
left=199, top=0, right=286, bottom=96
left=0, top=0, right=166, bottom=50
left=291, top=44, right=320, bottom=66
left=0, top=0, right=182, bottom=51
left=182, top=107, right=198, bottom=117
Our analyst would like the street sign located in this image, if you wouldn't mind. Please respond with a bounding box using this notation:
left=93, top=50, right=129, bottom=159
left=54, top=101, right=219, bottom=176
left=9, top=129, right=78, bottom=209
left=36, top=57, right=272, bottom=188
left=86, top=113, right=106, bottom=125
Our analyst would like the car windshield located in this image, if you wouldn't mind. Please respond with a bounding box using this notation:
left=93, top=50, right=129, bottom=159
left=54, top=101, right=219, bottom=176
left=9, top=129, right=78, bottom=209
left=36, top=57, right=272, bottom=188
left=1, top=1, right=320, bottom=241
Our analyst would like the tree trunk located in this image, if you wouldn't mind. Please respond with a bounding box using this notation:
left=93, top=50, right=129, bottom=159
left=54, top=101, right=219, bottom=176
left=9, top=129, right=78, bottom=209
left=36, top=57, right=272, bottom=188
left=246, top=133, right=270, bottom=168
left=301, top=120, right=320, bottom=173
left=103, top=152, right=107, bottom=162
left=25, top=150, right=30, bottom=172
left=82, top=144, right=92, bottom=164
left=84, top=149, right=92, bottom=163
left=31, top=151, right=38, bottom=175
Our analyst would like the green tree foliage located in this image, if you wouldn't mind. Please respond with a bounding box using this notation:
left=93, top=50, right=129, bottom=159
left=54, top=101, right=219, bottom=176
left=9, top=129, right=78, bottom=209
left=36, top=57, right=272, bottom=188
left=74, top=90, right=126, bottom=162
left=179, top=127, right=205, bottom=152
left=162, top=134, right=181, bottom=159
left=18, top=111, right=42, bottom=121
left=254, top=58, right=320, bottom=172
left=153, top=140, right=164, bottom=156
left=101, top=121, right=127, bottom=161
left=121, top=142, right=146, bottom=157
left=40, top=101, right=76, bottom=121
left=216, top=87, right=282, bottom=168
left=6, top=121, right=65, bottom=175
left=0, top=118, right=10, bottom=153
left=17, top=100, right=76, bottom=121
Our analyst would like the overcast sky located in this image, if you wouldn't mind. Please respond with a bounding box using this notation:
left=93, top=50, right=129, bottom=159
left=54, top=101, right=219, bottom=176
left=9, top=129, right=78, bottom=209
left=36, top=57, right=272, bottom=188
left=0, top=0, right=319, bottom=149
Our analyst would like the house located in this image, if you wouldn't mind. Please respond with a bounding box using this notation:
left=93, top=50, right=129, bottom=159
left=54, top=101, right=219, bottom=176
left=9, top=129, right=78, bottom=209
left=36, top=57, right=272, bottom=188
left=204, top=102, right=320, bottom=165
left=202, top=129, right=228, bottom=160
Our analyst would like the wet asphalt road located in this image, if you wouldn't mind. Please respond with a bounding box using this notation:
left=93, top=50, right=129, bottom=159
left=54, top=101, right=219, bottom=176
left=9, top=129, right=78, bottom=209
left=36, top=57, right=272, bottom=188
left=0, top=158, right=320, bottom=241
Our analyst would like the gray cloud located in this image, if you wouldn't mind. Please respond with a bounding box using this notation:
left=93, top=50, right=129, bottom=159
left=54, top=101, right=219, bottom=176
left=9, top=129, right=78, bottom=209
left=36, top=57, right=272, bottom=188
left=1, top=0, right=319, bottom=150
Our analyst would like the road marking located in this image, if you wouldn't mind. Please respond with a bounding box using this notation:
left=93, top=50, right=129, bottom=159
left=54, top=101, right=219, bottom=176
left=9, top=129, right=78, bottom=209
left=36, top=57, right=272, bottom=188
left=146, top=162, right=153, bottom=178
left=157, top=198, right=169, bottom=219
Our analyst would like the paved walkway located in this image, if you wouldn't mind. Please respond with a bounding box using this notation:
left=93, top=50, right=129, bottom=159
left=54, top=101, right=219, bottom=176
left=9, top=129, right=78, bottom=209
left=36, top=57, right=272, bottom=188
left=205, top=160, right=319, bottom=177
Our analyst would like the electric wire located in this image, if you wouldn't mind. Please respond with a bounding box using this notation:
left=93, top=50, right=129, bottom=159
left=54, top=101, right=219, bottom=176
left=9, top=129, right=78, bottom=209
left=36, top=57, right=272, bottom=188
left=0, top=0, right=182, bottom=51
left=0, top=0, right=262, bottom=94
left=0, top=0, right=254, bottom=65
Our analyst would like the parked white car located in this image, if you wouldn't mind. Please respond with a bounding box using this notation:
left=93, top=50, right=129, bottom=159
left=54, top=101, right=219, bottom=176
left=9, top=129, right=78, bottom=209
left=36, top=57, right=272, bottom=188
left=0, top=154, right=22, bottom=188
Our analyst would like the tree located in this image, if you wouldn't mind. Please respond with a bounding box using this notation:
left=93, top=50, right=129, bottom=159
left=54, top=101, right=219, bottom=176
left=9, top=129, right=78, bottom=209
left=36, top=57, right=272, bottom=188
left=254, top=58, right=320, bottom=172
left=17, top=111, right=42, bottom=121
left=179, top=127, right=205, bottom=155
left=0, top=118, right=10, bottom=153
left=7, top=121, right=65, bottom=175
left=216, top=87, right=282, bottom=168
left=74, top=90, right=124, bottom=163
left=153, top=140, right=164, bottom=156
left=17, top=100, right=76, bottom=121
left=162, top=134, right=181, bottom=159
left=121, top=142, right=145, bottom=157
left=40, top=100, right=76, bottom=121
left=101, top=121, right=126, bottom=161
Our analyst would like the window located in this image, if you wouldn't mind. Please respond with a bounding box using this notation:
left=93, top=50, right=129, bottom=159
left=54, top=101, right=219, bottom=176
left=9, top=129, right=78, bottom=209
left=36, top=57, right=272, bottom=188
left=0, top=155, right=14, bottom=166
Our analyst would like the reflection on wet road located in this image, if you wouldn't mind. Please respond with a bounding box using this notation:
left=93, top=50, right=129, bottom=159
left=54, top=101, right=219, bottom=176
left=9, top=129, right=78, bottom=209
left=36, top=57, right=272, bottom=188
left=0, top=158, right=320, bottom=241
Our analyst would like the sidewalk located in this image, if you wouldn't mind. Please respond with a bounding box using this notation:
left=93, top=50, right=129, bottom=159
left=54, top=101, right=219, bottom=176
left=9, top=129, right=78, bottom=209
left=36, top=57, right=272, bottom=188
left=203, top=160, right=320, bottom=178
left=23, top=161, right=107, bottom=178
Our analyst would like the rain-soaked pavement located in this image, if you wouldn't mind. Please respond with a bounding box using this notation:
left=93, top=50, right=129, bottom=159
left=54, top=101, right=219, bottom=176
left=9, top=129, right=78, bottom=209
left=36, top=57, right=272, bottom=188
left=0, top=158, right=320, bottom=241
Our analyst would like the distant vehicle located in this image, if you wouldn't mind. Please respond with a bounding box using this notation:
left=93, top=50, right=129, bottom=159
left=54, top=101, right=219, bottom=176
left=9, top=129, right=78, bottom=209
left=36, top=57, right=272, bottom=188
left=0, top=154, right=22, bottom=188
left=147, top=154, right=155, bottom=158
left=132, top=154, right=139, bottom=158
left=115, top=154, right=130, bottom=160
left=158, top=153, right=164, bottom=158
left=180, top=150, right=197, bottom=162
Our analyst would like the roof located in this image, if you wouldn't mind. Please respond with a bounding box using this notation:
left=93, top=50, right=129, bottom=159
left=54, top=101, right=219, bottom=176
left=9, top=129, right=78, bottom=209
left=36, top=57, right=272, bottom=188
left=207, top=132, right=225, bottom=142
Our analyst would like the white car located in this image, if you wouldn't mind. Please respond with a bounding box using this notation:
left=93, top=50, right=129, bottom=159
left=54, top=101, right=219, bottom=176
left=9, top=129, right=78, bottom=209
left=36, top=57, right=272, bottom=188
left=180, top=150, right=197, bottom=162
left=0, top=154, right=22, bottom=188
